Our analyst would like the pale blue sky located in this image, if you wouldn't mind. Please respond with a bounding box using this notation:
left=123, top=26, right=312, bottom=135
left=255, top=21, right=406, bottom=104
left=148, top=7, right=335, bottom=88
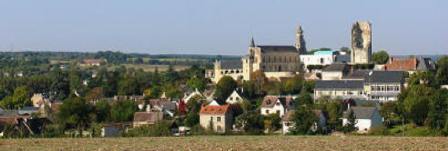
left=0, top=0, right=447, bottom=55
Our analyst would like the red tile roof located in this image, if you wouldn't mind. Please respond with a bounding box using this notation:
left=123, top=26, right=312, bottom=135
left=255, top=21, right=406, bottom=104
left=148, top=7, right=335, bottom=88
left=384, top=57, right=417, bottom=71
left=200, top=104, right=231, bottom=115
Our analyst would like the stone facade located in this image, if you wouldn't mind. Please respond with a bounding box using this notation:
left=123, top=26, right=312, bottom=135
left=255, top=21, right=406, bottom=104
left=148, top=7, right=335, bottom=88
left=210, top=27, right=303, bottom=83
left=295, top=25, right=307, bottom=54
left=351, top=21, right=372, bottom=64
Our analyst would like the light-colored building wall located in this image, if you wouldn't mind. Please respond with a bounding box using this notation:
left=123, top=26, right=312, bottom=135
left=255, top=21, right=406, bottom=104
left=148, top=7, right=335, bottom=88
left=342, top=110, right=382, bottom=133
left=321, top=71, right=344, bottom=80
left=199, top=113, right=233, bottom=133
left=314, top=89, right=366, bottom=100
left=300, top=54, right=335, bottom=71
left=364, top=83, right=401, bottom=102
left=261, top=105, right=285, bottom=117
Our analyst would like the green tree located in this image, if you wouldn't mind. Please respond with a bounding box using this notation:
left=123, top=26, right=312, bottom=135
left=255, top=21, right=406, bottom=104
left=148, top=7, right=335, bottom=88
left=214, top=76, right=237, bottom=103
left=110, top=100, right=137, bottom=122
left=290, top=106, right=317, bottom=135
left=372, top=50, right=390, bottom=64
left=264, top=113, right=282, bottom=133
left=184, top=97, right=203, bottom=127
left=284, top=76, right=304, bottom=95
left=57, top=97, right=95, bottom=136
left=426, top=89, right=448, bottom=129
left=436, top=56, right=448, bottom=85
left=94, top=100, right=111, bottom=123
left=323, top=102, right=343, bottom=131
left=400, top=85, right=434, bottom=125
left=234, top=111, right=264, bottom=134
left=186, top=76, right=207, bottom=91
left=342, top=108, right=357, bottom=133
left=297, top=90, right=313, bottom=106
left=0, top=86, right=31, bottom=109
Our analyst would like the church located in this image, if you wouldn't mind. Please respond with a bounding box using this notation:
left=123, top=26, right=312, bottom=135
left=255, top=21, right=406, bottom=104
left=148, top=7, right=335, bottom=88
left=208, top=26, right=306, bottom=83
left=207, top=21, right=372, bottom=83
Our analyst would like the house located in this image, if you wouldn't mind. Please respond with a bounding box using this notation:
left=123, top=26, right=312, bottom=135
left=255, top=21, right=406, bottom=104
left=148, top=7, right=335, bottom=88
left=342, top=107, right=383, bottom=133
left=314, top=80, right=366, bottom=100
left=101, top=123, right=129, bottom=137
left=304, top=72, right=320, bottom=81
left=260, top=96, right=294, bottom=117
left=300, top=50, right=337, bottom=72
left=80, top=59, right=105, bottom=67
left=148, top=99, right=177, bottom=117
left=282, top=110, right=327, bottom=134
left=183, top=89, right=204, bottom=103
left=225, top=90, right=246, bottom=104
left=132, top=111, right=163, bottom=127
left=321, top=63, right=348, bottom=80
left=31, top=93, right=50, bottom=108
left=199, top=101, right=233, bottom=133
left=364, top=71, right=404, bottom=102
left=384, top=57, right=435, bottom=74
left=441, top=85, right=448, bottom=90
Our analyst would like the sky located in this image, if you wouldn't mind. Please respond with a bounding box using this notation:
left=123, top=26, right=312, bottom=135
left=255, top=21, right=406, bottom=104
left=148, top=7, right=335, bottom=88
left=0, top=0, right=447, bottom=55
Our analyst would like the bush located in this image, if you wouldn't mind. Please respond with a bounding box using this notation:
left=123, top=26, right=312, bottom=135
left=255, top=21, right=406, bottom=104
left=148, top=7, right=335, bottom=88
left=368, top=125, right=390, bottom=135
left=125, top=121, right=172, bottom=137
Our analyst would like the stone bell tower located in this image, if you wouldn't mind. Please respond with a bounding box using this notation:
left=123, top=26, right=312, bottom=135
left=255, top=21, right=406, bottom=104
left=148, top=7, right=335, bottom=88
left=295, top=25, right=307, bottom=54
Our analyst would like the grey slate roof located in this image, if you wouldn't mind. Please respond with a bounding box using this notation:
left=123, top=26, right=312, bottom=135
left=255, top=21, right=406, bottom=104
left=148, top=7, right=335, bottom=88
left=220, top=60, right=242, bottom=69
left=417, top=57, right=436, bottom=71
left=343, top=70, right=370, bottom=80
left=315, top=80, right=364, bottom=90
left=323, top=63, right=348, bottom=72
left=344, top=107, right=378, bottom=119
left=364, top=71, right=404, bottom=83
left=335, top=55, right=350, bottom=63
left=258, top=45, right=298, bottom=53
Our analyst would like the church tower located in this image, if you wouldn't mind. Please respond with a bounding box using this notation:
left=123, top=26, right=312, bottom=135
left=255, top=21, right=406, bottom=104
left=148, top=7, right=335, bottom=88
left=351, top=21, right=372, bottom=64
left=295, top=25, right=307, bottom=54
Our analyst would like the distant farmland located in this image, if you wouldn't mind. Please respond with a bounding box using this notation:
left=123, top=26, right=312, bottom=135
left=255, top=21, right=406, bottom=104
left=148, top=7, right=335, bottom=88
left=2, top=136, right=448, bottom=151
left=108, top=64, right=191, bottom=72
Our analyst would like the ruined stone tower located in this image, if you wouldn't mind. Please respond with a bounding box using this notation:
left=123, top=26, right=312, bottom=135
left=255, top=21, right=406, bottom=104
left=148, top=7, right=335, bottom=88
left=351, top=21, right=372, bottom=64
left=295, top=25, right=307, bottom=54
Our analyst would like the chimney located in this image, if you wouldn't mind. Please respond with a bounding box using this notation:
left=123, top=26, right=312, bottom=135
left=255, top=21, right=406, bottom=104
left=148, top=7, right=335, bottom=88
left=347, top=103, right=351, bottom=110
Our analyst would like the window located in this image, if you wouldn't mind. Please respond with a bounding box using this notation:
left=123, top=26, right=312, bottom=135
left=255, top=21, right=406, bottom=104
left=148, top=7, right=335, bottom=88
left=276, top=110, right=280, bottom=115
left=266, top=110, right=270, bottom=114
left=217, top=126, right=222, bottom=132
left=217, top=117, right=221, bottom=122
left=210, top=117, right=214, bottom=121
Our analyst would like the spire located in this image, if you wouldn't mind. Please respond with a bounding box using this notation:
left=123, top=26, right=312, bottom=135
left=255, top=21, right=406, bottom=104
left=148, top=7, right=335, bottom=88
left=250, top=37, right=255, bottom=47
left=297, top=25, right=303, bottom=34
left=295, top=24, right=307, bottom=54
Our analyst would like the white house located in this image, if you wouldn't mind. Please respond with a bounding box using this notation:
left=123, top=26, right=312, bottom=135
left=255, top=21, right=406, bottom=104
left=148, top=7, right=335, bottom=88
left=225, top=90, right=246, bottom=104
left=282, top=110, right=326, bottom=134
left=199, top=101, right=233, bottom=133
left=183, top=89, right=204, bottom=103
left=321, top=63, right=348, bottom=80
left=300, top=50, right=337, bottom=72
left=342, top=106, right=383, bottom=133
left=260, top=96, right=294, bottom=117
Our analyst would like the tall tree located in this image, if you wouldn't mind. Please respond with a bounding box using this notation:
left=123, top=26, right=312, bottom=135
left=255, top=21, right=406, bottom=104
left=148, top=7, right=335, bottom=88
left=342, top=108, right=357, bottom=133
left=0, top=86, right=31, bottom=109
left=214, top=76, right=237, bottom=103
left=58, top=97, right=95, bottom=136
left=372, top=50, right=390, bottom=64
left=436, top=56, right=448, bottom=85
left=110, top=100, right=137, bottom=122
left=291, top=105, right=317, bottom=135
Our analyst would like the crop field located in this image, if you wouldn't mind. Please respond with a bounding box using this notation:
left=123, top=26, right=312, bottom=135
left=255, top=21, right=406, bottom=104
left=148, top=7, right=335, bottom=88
left=108, top=64, right=191, bottom=72
left=1, top=136, right=448, bottom=151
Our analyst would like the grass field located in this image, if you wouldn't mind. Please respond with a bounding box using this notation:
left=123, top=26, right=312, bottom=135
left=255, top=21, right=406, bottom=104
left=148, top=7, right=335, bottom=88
left=1, top=136, right=448, bottom=151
